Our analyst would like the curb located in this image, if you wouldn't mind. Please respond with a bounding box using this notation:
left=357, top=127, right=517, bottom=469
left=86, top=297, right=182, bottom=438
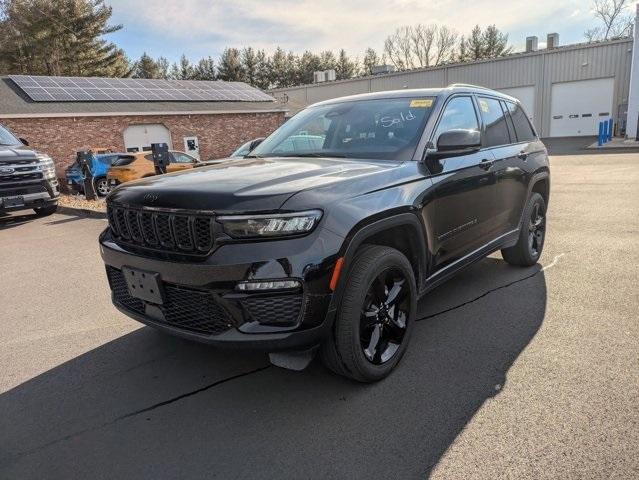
left=57, top=205, right=107, bottom=219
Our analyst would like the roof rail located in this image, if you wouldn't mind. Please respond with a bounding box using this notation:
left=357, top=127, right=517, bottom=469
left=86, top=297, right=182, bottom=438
left=447, top=83, right=493, bottom=91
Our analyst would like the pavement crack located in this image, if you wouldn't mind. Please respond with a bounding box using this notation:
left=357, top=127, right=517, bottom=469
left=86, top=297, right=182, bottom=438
left=7, top=364, right=271, bottom=463
left=116, top=364, right=271, bottom=421
left=417, top=253, right=565, bottom=322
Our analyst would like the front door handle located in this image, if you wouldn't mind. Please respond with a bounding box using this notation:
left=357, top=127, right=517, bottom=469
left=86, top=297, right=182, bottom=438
left=517, top=151, right=528, bottom=161
left=479, top=158, right=494, bottom=170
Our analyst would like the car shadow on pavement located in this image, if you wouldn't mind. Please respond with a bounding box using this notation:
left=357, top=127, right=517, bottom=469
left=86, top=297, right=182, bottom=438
left=0, top=257, right=547, bottom=479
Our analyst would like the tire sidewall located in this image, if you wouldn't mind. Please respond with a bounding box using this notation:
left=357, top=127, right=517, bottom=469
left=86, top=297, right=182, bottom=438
left=337, top=247, right=417, bottom=381
left=521, top=193, right=546, bottom=264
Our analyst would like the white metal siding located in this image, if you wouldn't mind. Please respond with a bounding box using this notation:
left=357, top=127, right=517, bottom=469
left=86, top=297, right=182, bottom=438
left=270, top=38, right=633, bottom=138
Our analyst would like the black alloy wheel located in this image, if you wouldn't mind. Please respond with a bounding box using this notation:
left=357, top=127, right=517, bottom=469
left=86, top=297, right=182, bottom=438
left=528, top=202, right=545, bottom=257
left=360, top=268, right=410, bottom=365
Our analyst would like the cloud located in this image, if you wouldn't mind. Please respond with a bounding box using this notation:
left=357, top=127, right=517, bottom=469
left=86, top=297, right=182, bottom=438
left=106, top=0, right=596, bottom=60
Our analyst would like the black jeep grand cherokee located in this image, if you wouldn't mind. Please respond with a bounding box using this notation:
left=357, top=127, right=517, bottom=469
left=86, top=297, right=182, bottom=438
left=100, top=85, right=549, bottom=382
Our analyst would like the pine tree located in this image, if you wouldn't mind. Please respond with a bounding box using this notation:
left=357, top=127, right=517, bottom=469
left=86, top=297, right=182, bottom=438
left=177, top=54, right=195, bottom=80
left=318, top=51, right=337, bottom=71
left=296, top=51, right=322, bottom=85
left=253, top=49, right=270, bottom=90
left=0, top=0, right=130, bottom=76
left=335, top=49, right=358, bottom=80
left=132, top=53, right=161, bottom=79
left=217, top=48, right=243, bottom=81
left=156, top=57, right=170, bottom=79
left=241, top=47, right=258, bottom=85
left=459, top=25, right=512, bottom=61
left=193, top=56, right=216, bottom=80
left=362, top=48, right=379, bottom=75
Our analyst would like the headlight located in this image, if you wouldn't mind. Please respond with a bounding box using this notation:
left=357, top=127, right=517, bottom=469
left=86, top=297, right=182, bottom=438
left=218, top=210, right=322, bottom=238
left=36, top=155, right=56, bottom=179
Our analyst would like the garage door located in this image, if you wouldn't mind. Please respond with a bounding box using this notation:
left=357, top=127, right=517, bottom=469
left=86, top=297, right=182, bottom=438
left=498, top=86, right=535, bottom=126
left=550, top=78, right=614, bottom=137
left=123, top=124, right=172, bottom=152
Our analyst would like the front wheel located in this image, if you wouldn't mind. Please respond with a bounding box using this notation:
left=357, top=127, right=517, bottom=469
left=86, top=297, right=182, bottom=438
left=320, top=245, right=416, bottom=382
left=501, top=192, right=546, bottom=266
left=94, top=177, right=110, bottom=197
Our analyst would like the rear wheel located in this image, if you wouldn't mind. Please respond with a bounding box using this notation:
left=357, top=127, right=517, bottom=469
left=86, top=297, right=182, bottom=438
left=501, top=192, right=546, bottom=266
left=33, top=204, right=58, bottom=216
left=94, top=177, right=110, bottom=197
left=320, top=245, right=416, bottom=382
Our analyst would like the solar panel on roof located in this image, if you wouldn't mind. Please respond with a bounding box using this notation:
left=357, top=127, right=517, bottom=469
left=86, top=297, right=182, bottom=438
left=8, top=75, right=274, bottom=103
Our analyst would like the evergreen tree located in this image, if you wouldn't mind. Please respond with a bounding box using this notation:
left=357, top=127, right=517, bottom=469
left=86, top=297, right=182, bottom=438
left=318, top=50, right=337, bottom=71
left=0, top=0, right=130, bottom=76
left=217, top=47, right=243, bottom=81
left=459, top=25, right=512, bottom=61
left=156, top=56, right=170, bottom=79
left=241, top=47, right=258, bottom=84
left=296, top=51, right=322, bottom=85
left=335, top=49, right=358, bottom=80
left=132, top=52, right=161, bottom=79
left=362, top=47, right=379, bottom=75
left=177, top=54, right=195, bottom=80
left=193, top=56, right=216, bottom=80
left=268, top=47, right=289, bottom=87
left=253, top=49, right=271, bottom=90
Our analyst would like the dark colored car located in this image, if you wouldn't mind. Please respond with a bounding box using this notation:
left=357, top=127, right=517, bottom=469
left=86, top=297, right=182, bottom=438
left=0, top=123, right=59, bottom=216
left=100, top=85, right=550, bottom=382
left=65, top=152, right=122, bottom=197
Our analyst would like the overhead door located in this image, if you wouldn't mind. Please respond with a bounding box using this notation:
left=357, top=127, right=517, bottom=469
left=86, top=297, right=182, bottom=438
left=123, top=124, right=172, bottom=152
left=550, top=78, right=614, bottom=137
left=498, top=86, right=535, bottom=127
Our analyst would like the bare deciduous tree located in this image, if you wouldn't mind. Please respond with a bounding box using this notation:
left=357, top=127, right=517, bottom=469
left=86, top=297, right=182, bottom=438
left=585, top=0, right=634, bottom=41
left=383, top=24, right=459, bottom=71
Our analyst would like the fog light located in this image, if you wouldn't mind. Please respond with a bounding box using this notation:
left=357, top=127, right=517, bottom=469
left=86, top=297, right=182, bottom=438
left=236, top=280, right=301, bottom=291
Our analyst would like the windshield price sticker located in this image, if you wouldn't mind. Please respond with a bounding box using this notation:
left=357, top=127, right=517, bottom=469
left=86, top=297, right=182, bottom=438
left=409, top=99, right=433, bottom=108
left=479, top=99, right=490, bottom=112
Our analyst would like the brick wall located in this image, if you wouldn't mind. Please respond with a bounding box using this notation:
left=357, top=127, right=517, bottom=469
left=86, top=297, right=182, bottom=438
left=2, top=111, right=284, bottom=176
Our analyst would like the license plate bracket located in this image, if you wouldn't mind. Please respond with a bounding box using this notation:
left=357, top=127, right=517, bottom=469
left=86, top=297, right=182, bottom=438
left=3, top=196, right=24, bottom=208
left=122, top=266, right=164, bottom=304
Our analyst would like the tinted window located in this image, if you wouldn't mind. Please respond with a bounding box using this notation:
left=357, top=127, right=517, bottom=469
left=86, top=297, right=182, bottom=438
left=434, top=96, right=479, bottom=142
left=251, top=97, right=436, bottom=161
left=478, top=97, right=511, bottom=147
left=506, top=101, right=536, bottom=141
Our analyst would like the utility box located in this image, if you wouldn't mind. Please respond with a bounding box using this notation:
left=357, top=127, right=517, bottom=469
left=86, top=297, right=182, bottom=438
left=325, top=69, right=336, bottom=81
left=313, top=71, right=326, bottom=83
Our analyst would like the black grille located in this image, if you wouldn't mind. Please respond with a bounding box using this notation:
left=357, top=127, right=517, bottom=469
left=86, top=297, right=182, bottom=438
left=107, top=203, right=215, bottom=255
left=241, top=294, right=303, bottom=326
left=106, top=266, right=233, bottom=335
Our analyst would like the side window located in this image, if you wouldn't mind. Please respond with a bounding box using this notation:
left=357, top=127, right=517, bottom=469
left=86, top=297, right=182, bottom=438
left=506, top=101, right=536, bottom=142
left=171, top=152, right=195, bottom=163
left=433, top=96, right=480, bottom=142
left=478, top=97, right=511, bottom=147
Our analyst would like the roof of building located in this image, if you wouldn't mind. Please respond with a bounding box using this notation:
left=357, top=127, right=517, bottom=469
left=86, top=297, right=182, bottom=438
left=0, top=77, right=287, bottom=118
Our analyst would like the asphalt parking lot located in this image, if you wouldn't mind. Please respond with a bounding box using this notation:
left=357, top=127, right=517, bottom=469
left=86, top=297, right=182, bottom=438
left=1, top=141, right=638, bottom=479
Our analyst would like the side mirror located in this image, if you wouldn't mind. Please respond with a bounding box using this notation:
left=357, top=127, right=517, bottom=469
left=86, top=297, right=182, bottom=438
left=436, top=129, right=481, bottom=154
left=19, top=137, right=29, bottom=146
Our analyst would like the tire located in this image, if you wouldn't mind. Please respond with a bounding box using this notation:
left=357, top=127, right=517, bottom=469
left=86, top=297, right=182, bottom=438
left=33, top=204, right=58, bottom=216
left=94, top=177, right=110, bottom=197
left=320, top=245, right=417, bottom=382
left=501, top=192, right=546, bottom=267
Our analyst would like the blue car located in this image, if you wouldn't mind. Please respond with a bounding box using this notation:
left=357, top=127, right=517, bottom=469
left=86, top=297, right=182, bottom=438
left=65, top=152, right=123, bottom=197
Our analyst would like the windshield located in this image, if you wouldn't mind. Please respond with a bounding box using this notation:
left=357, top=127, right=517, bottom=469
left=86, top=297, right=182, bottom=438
left=0, top=124, right=21, bottom=146
left=251, top=97, right=436, bottom=161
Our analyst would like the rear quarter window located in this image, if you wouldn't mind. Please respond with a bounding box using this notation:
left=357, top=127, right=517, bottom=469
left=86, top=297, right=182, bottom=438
left=506, top=101, right=536, bottom=142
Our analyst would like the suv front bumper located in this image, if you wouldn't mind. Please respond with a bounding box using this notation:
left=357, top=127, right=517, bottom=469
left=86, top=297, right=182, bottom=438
left=0, top=179, right=59, bottom=213
left=99, top=227, right=343, bottom=351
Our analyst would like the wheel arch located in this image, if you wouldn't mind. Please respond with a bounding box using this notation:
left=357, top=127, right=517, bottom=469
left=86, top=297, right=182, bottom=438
left=332, top=213, right=428, bottom=303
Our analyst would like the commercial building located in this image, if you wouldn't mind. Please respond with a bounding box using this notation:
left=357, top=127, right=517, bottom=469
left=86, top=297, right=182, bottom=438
left=271, top=35, right=636, bottom=138
left=0, top=76, right=286, bottom=175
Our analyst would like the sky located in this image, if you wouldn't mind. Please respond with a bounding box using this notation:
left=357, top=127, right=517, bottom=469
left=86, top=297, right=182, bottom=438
left=104, top=0, right=611, bottom=64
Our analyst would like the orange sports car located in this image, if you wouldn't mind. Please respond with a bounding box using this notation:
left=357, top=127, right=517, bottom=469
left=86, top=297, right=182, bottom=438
left=107, top=151, right=200, bottom=187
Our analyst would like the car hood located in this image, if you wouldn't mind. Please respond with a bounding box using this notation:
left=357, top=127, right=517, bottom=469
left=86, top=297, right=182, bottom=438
left=0, top=145, right=38, bottom=163
left=107, top=156, right=401, bottom=212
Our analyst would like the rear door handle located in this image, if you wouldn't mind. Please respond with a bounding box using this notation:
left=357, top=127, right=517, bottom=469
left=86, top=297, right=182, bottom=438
left=517, top=151, right=528, bottom=161
left=479, top=158, right=494, bottom=170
